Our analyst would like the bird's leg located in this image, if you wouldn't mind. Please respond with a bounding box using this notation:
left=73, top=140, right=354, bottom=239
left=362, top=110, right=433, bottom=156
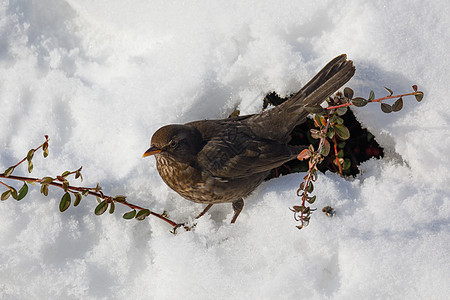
left=196, top=203, right=214, bottom=219
left=231, top=199, right=244, bottom=223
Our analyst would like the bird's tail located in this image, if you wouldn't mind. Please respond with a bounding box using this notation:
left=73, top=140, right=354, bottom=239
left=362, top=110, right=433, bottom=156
left=249, top=54, right=355, bottom=143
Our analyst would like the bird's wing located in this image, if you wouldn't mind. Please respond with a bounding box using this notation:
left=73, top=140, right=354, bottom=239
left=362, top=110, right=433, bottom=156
left=196, top=126, right=300, bottom=179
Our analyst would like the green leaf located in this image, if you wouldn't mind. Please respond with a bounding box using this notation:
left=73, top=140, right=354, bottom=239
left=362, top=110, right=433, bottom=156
left=343, top=158, right=351, bottom=170
left=27, top=149, right=35, bottom=161
left=307, top=182, right=314, bottom=193
left=338, top=141, right=346, bottom=149
left=4, top=167, right=14, bottom=177
left=17, top=183, right=28, bottom=201
left=337, top=149, right=344, bottom=158
left=384, top=86, right=393, bottom=96
left=94, top=200, right=108, bottom=215
left=368, top=90, right=375, bottom=101
left=109, top=202, right=115, bottom=214
left=40, top=177, right=54, bottom=184
left=352, top=97, right=368, bottom=107
left=135, top=209, right=151, bottom=221
left=343, top=87, right=354, bottom=99
left=82, top=189, right=89, bottom=196
left=415, top=92, right=424, bottom=102
left=123, top=210, right=137, bottom=220
left=59, top=192, right=71, bottom=212
left=381, top=103, right=393, bottom=113
left=334, top=124, right=350, bottom=140
left=28, top=160, right=33, bottom=173
left=61, top=171, right=70, bottom=177
left=392, top=97, right=403, bottom=112
left=1, top=190, right=11, bottom=201
left=43, top=142, right=49, bottom=158
left=114, top=195, right=127, bottom=202
left=40, top=184, right=49, bottom=196
left=308, top=195, right=316, bottom=204
left=74, top=193, right=82, bottom=207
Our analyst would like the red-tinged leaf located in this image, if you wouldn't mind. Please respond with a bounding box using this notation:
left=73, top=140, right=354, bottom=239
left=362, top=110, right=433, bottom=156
left=412, top=85, right=418, bottom=92
left=320, top=139, right=331, bottom=157
left=297, top=149, right=311, bottom=161
left=4, top=167, right=14, bottom=177
left=1, top=190, right=11, bottom=201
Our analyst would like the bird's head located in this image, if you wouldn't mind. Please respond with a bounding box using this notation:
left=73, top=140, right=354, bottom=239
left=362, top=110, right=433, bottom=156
left=143, top=124, right=203, bottom=161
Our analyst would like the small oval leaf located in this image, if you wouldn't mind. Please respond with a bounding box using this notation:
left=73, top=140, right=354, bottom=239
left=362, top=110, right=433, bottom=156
left=17, top=183, right=28, bottom=201
left=1, top=190, right=11, bottom=201
left=297, top=149, right=311, bottom=161
left=40, top=184, right=49, bottom=196
left=381, top=103, right=393, bottom=113
left=343, top=87, right=354, bottom=99
left=28, top=160, right=33, bottom=173
left=59, top=192, right=71, bottom=212
left=415, top=92, right=424, bottom=102
left=74, top=193, right=82, bottom=207
left=334, top=124, right=350, bottom=140
left=27, top=149, right=35, bottom=161
left=392, top=97, right=403, bottom=112
left=135, top=209, right=151, bottom=221
left=368, top=90, right=375, bottom=101
left=109, top=202, right=115, bottom=214
left=352, top=97, right=368, bottom=107
left=114, top=195, right=127, bottom=202
left=4, top=167, right=14, bottom=177
left=40, top=177, right=54, bottom=184
left=94, top=200, right=108, bottom=215
left=320, top=139, right=331, bottom=157
left=123, top=210, right=137, bottom=220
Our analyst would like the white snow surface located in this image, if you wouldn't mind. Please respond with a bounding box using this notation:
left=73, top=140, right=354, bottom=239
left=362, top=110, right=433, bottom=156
left=1, top=1, right=449, bottom=299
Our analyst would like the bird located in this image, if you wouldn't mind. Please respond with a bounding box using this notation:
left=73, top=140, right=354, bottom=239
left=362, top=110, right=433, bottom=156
left=143, top=54, right=355, bottom=223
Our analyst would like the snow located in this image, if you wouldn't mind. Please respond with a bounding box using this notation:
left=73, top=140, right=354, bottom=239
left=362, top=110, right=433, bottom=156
left=1, top=0, right=449, bottom=299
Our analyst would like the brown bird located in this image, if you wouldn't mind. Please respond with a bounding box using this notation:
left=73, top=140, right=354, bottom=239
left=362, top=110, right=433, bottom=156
left=143, top=54, right=355, bottom=223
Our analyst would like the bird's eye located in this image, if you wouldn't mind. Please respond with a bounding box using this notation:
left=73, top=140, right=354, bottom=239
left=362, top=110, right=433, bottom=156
left=170, top=140, right=178, bottom=149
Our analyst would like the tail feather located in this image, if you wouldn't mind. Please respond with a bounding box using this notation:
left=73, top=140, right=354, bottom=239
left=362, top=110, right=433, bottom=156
left=249, top=54, right=355, bottom=143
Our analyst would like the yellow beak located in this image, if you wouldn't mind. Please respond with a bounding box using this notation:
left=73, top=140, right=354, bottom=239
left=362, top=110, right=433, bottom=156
left=143, top=146, right=161, bottom=157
